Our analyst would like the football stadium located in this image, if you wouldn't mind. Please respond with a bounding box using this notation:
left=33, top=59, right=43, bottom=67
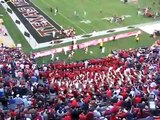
left=0, top=0, right=160, bottom=119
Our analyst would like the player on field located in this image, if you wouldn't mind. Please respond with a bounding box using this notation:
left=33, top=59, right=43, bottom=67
left=83, top=11, right=86, bottom=18
left=54, top=7, right=58, bottom=15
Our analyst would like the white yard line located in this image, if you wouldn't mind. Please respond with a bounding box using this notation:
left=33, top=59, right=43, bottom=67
left=35, top=20, right=160, bottom=48
left=34, top=20, right=160, bottom=48
left=40, top=0, right=87, bottom=33
left=58, top=12, right=87, bottom=33
left=30, top=0, right=62, bottom=30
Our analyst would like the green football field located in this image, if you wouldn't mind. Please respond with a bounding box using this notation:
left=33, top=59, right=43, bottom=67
left=32, top=0, right=159, bottom=35
left=0, top=0, right=160, bottom=63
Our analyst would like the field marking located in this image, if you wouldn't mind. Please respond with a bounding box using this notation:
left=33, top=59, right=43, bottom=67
left=38, top=0, right=87, bottom=34
left=102, top=15, right=131, bottom=20
left=45, top=0, right=99, bottom=33
left=58, top=12, right=87, bottom=33
left=75, top=15, right=96, bottom=29
left=80, top=20, right=91, bottom=24
left=32, top=20, right=160, bottom=49
left=30, top=0, right=62, bottom=29
left=139, top=23, right=160, bottom=34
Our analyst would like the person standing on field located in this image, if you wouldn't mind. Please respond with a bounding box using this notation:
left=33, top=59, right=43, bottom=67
left=54, top=7, right=58, bottom=15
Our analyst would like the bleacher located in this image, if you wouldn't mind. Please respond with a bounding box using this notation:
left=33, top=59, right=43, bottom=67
left=0, top=40, right=159, bottom=119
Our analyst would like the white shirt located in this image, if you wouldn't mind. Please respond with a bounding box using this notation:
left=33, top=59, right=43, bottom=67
left=84, top=61, right=89, bottom=68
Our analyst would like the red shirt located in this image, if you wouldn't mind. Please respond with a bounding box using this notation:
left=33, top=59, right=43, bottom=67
left=121, top=91, right=127, bottom=99
left=106, top=89, right=112, bottom=98
left=111, top=105, right=120, bottom=114
left=86, top=112, right=94, bottom=120
left=135, top=97, right=142, bottom=103
left=110, top=115, right=117, bottom=120
left=139, top=57, right=144, bottom=63
left=116, top=100, right=123, bottom=106
left=11, top=111, right=17, bottom=117
left=72, top=100, right=79, bottom=107
left=62, top=115, right=72, bottom=120
left=79, top=113, right=87, bottom=120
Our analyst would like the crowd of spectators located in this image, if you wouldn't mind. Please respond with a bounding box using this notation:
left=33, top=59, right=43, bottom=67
left=0, top=40, right=160, bottom=120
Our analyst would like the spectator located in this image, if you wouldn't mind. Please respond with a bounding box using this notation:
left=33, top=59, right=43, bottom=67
left=0, top=40, right=159, bottom=119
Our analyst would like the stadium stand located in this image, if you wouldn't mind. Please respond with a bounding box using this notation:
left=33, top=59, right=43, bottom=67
left=0, top=18, right=15, bottom=48
left=0, top=40, right=159, bottom=120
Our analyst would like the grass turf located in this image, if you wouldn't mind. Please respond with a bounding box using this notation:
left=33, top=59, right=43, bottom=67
left=32, top=0, right=160, bottom=35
